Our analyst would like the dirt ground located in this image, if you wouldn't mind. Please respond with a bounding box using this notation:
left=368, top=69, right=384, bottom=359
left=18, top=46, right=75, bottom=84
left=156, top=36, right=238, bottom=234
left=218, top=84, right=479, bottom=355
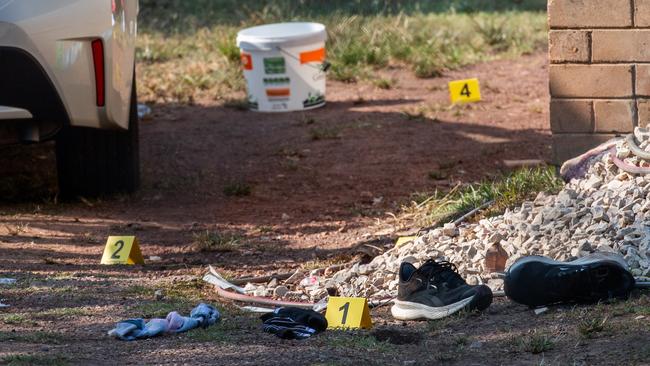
left=0, top=52, right=648, bottom=365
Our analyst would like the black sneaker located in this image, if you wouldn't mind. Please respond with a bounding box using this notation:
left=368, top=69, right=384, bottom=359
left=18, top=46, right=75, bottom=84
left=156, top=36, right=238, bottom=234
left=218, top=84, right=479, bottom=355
left=391, top=260, right=493, bottom=320
left=504, top=252, right=636, bottom=307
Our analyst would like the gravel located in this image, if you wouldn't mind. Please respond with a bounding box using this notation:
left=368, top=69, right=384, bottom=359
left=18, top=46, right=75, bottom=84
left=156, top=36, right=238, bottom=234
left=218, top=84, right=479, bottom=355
left=245, top=132, right=650, bottom=301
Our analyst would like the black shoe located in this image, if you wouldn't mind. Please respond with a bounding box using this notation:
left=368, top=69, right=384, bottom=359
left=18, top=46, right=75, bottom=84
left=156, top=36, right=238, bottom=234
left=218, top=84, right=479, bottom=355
left=391, top=260, right=493, bottom=320
left=504, top=252, right=636, bottom=307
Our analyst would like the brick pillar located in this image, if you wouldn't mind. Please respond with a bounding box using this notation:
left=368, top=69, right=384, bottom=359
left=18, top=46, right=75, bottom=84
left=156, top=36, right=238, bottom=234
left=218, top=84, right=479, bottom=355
left=549, top=0, right=650, bottom=163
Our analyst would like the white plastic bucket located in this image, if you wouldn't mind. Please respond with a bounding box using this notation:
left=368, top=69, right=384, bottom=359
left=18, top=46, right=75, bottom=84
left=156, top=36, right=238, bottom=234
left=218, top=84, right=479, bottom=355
left=237, top=22, right=328, bottom=112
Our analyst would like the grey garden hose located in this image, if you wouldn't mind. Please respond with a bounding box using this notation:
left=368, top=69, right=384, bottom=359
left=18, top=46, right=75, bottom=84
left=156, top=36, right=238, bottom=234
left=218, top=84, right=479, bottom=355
left=610, top=131, right=650, bottom=174
left=625, top=133, right=650, bottom=160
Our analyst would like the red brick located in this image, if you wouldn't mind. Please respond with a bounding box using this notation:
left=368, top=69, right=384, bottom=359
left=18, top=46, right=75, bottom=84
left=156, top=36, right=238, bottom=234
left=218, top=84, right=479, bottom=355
left=549, top=30, right=590, bottom=63
left=593, top=100, right=635, bottom=133
left=635, top=0, right=650, bottom=27
left=636, top=64, right=650, bottom=97
left=552, top=133, right=618, bottom=164
left=548, top=0, right=632, bottom=28
left=550, top=99, right=593, bottom=132
left=637, top=99, right=650, bottom=127
left=550, top=65, right=633, bottom=98
left=593, top=30, right=650, bottom=62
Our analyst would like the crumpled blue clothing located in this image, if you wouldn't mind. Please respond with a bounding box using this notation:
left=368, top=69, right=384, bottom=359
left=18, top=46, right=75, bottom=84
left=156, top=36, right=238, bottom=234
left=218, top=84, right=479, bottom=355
left=109, top=303, right=220, bottom=341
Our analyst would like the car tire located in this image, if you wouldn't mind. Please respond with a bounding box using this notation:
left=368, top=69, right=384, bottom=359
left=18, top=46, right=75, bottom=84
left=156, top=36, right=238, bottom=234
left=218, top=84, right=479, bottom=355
left=55, top=77, right=140, bottom=198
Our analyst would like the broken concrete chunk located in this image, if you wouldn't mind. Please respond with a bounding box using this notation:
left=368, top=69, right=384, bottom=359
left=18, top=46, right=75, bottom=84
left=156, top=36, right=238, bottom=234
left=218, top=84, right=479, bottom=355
left=273, top=285, right=289, bottom=298
left=253, top=136, right=650, bottom=301
left=442, top=223, right=458, bottom=237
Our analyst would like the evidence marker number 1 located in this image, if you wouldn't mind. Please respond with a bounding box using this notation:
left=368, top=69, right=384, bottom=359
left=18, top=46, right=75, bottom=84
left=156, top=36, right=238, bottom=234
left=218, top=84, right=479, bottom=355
left=448, top=78, right=482, bottom=104
left=325, top=296, right=372, bottom=329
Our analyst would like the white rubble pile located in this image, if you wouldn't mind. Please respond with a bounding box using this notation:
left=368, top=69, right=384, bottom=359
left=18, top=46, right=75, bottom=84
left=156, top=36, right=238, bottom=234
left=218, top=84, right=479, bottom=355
left=246, top=138, right=650, bottom=302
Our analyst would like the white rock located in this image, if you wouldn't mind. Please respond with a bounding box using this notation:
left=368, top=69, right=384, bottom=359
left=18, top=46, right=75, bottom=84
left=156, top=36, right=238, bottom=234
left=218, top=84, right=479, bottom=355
left=616, top=147, right=631, bottom=159
left=244, top=283, right=257, bottom=294
left=253, top=287, right=268, bottom=297
left=287, top=135, right=650, bottom=300
left=443, top=223, right=458, bottom=237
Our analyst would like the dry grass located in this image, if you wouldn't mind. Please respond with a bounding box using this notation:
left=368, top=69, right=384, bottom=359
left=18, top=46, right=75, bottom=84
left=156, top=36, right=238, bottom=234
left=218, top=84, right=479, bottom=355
left=400, top=167, right=563, bottom=229
left=136, top=1, right=547, bottom=104
left=192, top=230, right=242, bottom=252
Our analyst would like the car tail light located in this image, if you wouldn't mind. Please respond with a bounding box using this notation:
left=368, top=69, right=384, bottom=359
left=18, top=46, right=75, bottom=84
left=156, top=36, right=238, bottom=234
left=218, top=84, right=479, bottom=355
left=91, top=39, right=105, bottom=107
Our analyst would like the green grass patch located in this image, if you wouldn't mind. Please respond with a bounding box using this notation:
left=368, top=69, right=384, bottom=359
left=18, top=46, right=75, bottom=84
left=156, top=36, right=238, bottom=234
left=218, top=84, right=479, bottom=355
left=578, top=317, right=608, bottom=339
left=186, top=317, right=251, bottom=343
left=325, top=332, right=393, bottom=353
left=453, top=335, right=470, bottom=346
left=130, top=300, right=195, bottom=319
left=139, top=0, right=546, bottom=31
left=192, top=230, right=243, bottom=252
left=0, top=314, right=35, bottom=326
left=515, top=331, right=555, bottom=354
left=0, top=308, right=92, bottom=325
left=372, top=77, right=397, bottom=90
left=309, top=127, right=341, bottom=141
left=428, top=170, right=449, bottom=180
left=124, top=279, right=206, bottom=302
left=223, top=183, right=252, bottom=197
left=123, top=285, right=153, bottom=297
left=608, top=293, right=650, bottom=316
left=0, top=354, right=68, bottom=366
left=404, top=167, right=563, bottom=227
left=37, top=307, right=93, bottom=318
left=161, top=279, right=206, bottom=301
left=185, top=325, right=230, bottom=343
left=136, top=1, right=547, bottom=103
left=0, top=331, right=65, bottom=345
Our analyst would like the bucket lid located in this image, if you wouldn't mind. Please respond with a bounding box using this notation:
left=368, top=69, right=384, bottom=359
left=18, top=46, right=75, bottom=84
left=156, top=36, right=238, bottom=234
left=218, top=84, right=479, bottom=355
left=237, top=22, right=327, bottom=51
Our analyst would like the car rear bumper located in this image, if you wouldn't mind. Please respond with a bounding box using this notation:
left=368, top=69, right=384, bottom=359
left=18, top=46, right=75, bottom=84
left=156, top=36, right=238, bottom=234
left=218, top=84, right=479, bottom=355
left=0, top=46, right=68, bottom=143
left=0, top=0, right=138, bottom=135
left=0, top=106, right=32, bottom=120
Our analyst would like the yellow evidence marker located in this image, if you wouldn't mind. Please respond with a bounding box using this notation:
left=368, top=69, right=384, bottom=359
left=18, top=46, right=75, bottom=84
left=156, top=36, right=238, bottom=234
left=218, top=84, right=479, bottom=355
left=325, top=296, right=372, bottom=329
left=100, top=236, right=145, bottom=265
left=395, top=236, right=417, bottom=248
left=448, top=78, right=481, bottom=104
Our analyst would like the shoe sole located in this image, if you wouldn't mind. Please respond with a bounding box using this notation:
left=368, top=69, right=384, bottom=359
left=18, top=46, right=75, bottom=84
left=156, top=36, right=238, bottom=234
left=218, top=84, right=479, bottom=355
left=505, top=257, right=636, bottom=307
left=391, top=295, right=475, bottom=321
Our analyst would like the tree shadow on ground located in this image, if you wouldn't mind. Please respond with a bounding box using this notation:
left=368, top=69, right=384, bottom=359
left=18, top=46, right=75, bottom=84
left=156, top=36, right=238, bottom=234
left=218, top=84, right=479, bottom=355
left=0, top=96, right=551, bottom=271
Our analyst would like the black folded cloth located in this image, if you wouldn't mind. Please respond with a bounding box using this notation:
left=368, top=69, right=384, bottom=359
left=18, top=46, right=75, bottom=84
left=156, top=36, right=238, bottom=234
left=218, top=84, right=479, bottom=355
left=261, top=307, right=328, bottom=340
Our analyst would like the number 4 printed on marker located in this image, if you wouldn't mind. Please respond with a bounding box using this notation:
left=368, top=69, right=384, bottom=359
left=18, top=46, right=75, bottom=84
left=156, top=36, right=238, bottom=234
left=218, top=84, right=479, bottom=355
left=448, top=78, right=481, bottom=104
left=460, top=83, right=471, bottom=98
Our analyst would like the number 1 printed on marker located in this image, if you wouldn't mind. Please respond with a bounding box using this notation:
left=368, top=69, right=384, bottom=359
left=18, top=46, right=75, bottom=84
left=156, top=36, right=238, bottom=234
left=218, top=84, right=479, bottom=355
left=339, top=302, right=350, bottom=325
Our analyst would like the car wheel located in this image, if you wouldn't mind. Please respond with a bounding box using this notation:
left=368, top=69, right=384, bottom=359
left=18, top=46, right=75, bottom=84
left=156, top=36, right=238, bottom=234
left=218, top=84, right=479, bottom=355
left=55, top=77, right=140, bottom=198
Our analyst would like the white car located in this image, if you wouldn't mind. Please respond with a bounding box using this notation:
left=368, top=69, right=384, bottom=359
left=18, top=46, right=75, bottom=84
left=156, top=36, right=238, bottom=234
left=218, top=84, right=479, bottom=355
left=0, top=0, right=140, bottom=197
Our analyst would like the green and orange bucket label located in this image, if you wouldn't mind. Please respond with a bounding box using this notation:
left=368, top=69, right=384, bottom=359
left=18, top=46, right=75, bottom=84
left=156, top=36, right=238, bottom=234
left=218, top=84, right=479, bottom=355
left=266, top=88, right=291, bottom=101
left=241, top=53, right=253, bottom=70
left=300, top=48, right=326, bottom=64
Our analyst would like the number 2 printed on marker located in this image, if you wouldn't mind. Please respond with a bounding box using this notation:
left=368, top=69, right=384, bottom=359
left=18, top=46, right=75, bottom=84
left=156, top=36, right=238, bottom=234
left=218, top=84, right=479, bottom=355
left=111, top=240, right=125, bottom=259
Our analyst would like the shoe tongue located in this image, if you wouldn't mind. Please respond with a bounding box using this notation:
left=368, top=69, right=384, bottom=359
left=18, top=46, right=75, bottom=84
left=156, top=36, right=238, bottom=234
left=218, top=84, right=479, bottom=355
left=418, top=261, right=466, bottom=288
left=437, top=269, right=466, bottom=288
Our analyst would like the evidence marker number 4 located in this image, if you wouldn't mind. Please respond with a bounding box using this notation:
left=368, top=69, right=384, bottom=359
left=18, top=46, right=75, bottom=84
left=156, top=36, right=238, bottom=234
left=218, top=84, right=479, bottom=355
left=448, top=78, right=481, bottom=104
